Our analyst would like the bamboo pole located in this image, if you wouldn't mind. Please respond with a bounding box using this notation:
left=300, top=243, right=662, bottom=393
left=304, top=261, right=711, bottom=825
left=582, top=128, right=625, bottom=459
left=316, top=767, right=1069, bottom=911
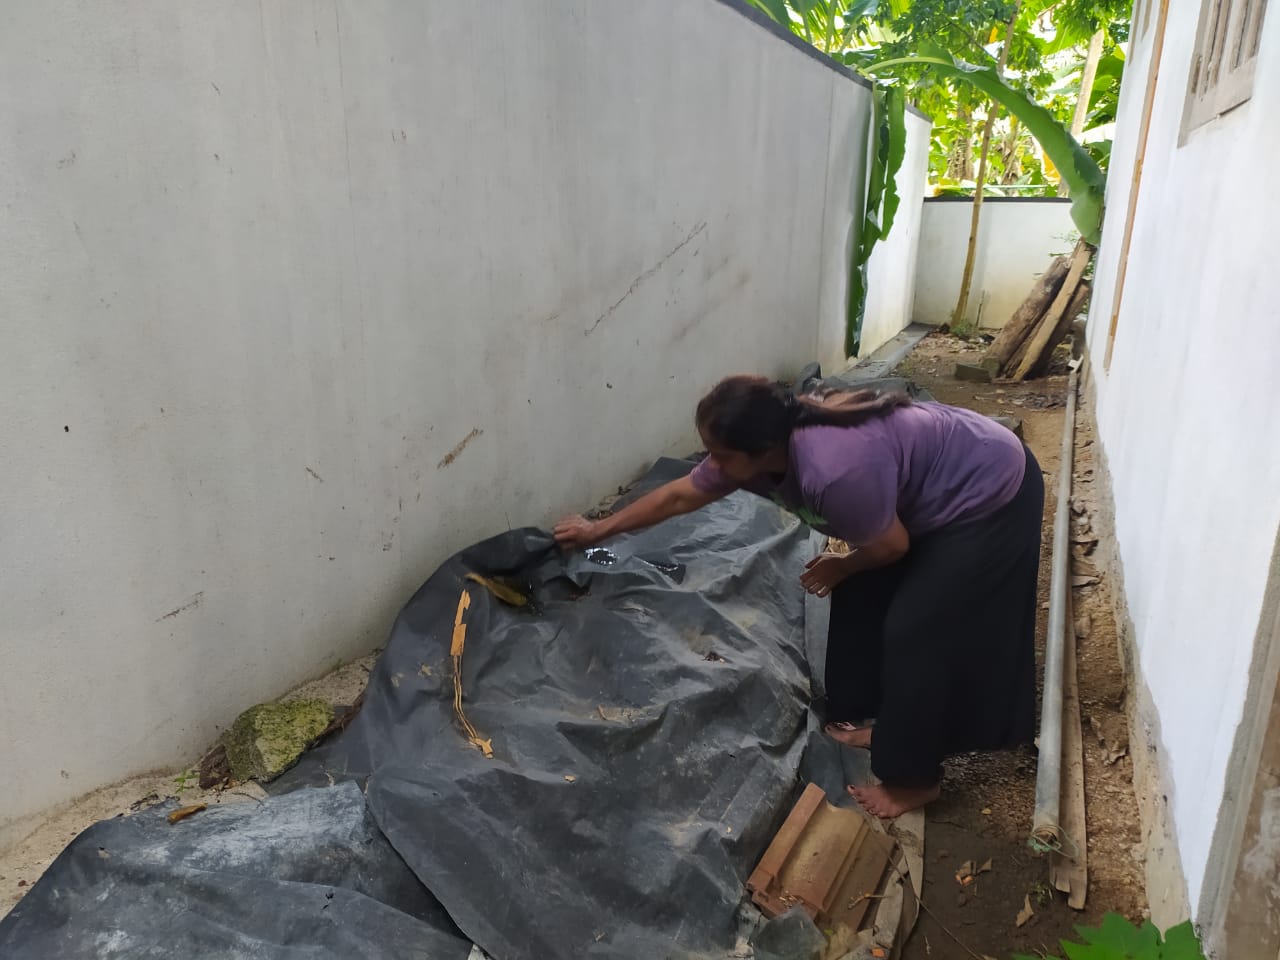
left=950, top=3, right=1021, bottom=328
left=1104, top=0, right=1171, bottom=369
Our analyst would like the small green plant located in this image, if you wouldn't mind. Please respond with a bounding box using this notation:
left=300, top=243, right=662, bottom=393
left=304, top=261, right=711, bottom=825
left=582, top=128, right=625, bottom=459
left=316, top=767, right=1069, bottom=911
left=1014, top=914, right=1205, bottom=960
left=1030, top=880, right=1055, bottom=908
left=172, top=769, right=198, bottom=794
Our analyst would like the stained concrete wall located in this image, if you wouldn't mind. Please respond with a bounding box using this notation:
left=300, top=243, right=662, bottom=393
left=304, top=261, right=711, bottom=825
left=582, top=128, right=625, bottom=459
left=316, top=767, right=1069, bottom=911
left=0, top=1, right=926, bottom=847
left=913, top=198, right=1077, bottom=328
left=1084, top=0, right=1280, bottom=930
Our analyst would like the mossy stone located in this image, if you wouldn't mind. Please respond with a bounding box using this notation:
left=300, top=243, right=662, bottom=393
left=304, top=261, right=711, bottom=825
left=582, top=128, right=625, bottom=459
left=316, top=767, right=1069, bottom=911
left=223, top=698, right=332, bottom=782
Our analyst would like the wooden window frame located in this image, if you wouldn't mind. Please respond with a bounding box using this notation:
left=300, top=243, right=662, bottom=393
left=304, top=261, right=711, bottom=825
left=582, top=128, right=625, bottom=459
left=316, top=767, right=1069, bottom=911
left=1183, top=0, right=1269, bottom=134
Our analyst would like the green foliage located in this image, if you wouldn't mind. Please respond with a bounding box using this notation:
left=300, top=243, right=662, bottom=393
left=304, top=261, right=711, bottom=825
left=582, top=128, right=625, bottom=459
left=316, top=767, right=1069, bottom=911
left=743, top=0, right=1122, bottom=345
left=747, top=0, right=1126, bottom=193
left=744, top=0, right=883, bottom=52
left=1014, top=915, right=1206, bottom=960
left=173, top=769, right=197, bottom=794
left=1048, top=0, right=1135, bottom=46
left=871, top=44, right=1106, bottom=242
left=1085, top=48, right=1126, bottom=126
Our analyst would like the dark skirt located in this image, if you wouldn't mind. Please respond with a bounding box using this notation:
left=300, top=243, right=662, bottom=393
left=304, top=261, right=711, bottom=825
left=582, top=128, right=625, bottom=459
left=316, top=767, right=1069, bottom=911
left=824, top=444, right=1044, bottom=787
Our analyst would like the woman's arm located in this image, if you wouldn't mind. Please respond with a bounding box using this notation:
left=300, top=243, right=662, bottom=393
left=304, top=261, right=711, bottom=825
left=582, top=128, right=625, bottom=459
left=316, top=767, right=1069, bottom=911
left=553, top=476, right=724, bottom=549
left=799, top=515, right=910, bottom=597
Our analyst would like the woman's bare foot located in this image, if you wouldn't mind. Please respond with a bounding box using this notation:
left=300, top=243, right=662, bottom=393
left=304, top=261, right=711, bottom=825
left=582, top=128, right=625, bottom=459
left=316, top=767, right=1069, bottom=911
left=824, top=721, right=872, bottom=749
left=847, top=782, right=940, bottom=818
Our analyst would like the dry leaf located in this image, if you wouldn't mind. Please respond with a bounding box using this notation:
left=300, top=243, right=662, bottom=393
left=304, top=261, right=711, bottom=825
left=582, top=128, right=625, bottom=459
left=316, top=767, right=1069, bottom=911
left=564, top=775, right=576, bottom=783
left=981, top=807, right=992, bottom=816
left=1071, top=575, right=1099, bottom=588
left=1016, top=894, right=1034, bottom=927
left=167, top=803, right=207, bottom=825
left=464, top=572, right=528, bottom=607
left=978, top=858, right=993, bottom=874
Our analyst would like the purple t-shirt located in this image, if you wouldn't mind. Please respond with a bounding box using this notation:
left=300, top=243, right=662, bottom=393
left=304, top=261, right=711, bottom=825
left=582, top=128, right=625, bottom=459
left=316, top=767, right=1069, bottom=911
left=690, top=402, right=1026, bottom=546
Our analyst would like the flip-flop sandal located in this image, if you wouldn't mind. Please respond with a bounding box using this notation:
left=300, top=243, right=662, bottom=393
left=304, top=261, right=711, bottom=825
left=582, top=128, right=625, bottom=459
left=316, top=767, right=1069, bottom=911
left=824, top=720, right=872, bottom=741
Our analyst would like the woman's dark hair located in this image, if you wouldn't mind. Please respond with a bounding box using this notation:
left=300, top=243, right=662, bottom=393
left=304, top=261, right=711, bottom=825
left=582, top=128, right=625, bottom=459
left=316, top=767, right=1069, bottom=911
left=694, top=374, right=910, bottom=456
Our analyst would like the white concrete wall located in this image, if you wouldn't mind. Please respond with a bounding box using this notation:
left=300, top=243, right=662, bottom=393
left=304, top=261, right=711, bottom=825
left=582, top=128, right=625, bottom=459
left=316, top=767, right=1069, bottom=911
left=813, top=92, right=930, bottom=371
left=0, top=1, right=924, bottom=846
left=913, top=198, right=1077, bottom=328
left=1085, top=0, right=1280, bottom=921
left=855, top=112, right=932, bottom=364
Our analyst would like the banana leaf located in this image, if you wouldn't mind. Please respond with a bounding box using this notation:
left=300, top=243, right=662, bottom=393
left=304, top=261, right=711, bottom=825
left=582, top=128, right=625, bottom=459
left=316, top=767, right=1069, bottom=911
left=743, top=0, right=794, bottom=26
left=871, top=43, right=1106, bottom=243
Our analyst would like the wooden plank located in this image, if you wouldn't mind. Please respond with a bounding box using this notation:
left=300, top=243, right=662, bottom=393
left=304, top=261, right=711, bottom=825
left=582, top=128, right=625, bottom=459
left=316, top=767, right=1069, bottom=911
left=985, top=255, right=1071, bottom=369
left=1105, top=0, right=1170, bottom=369
left=1009, top=278, right=1092, bottom=379
left=1010, top=240, right=1093, bottom=380
left=1050, top=588, right=1089, bottom=908
left=1027, top=282, right=1091, bottom=380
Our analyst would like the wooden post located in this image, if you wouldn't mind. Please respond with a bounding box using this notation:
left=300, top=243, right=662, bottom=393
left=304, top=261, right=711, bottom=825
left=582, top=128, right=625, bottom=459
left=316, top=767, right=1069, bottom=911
left=985, top=255, right=1071, bottom=370
left=1011, top=240, right=1092, bottom=380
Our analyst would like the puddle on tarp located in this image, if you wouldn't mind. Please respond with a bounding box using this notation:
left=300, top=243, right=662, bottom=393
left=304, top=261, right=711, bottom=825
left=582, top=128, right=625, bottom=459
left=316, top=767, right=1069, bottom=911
left=585, top=548, right=685, bottom=583
left=641, top=559, right=686, bottom=583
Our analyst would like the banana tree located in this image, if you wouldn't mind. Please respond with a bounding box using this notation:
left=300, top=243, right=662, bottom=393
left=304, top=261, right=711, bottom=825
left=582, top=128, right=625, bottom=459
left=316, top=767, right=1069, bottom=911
left=871, top=43, right=1107, bottom=244
left=745, top=0, right=892, bottom=52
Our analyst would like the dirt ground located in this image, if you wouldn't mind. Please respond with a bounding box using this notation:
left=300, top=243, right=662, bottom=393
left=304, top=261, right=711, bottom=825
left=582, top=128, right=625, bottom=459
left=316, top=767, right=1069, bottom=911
left=895, top=333, right=1147, bottom=959
left=2, top=333, right=1148, bottom=958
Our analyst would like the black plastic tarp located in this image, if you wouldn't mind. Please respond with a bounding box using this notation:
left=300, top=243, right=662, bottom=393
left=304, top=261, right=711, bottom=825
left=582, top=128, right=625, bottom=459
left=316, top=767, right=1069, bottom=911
left=1, top=458, right=829, bottom=960
left=0, top=781, right=473, bottom=959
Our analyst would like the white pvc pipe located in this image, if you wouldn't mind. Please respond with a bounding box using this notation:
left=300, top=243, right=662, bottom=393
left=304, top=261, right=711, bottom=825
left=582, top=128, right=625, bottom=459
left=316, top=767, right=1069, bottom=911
left=1031, top=363, right=1078, bottom=849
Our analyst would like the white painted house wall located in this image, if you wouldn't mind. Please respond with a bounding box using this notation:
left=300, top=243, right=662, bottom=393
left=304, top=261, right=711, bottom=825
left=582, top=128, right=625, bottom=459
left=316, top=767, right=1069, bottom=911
left=0, top=0, right=926, bottom=847
left=913, top=198, right=1077, bottom=328
left=1085, top=0, right=1280, bottom=923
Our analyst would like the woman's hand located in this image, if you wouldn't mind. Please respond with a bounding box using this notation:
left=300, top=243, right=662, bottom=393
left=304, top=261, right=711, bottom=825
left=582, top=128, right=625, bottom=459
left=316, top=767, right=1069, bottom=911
left=800, top=552, right=856, bottom=598
left=552, top=478, right=722, bottom=552
left=554, top=514, right=601, bottom=550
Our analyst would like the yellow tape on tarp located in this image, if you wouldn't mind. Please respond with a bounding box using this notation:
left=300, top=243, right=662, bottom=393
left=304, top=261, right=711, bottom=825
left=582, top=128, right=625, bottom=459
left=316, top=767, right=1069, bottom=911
left=450, top=589, right=493, bottom=758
